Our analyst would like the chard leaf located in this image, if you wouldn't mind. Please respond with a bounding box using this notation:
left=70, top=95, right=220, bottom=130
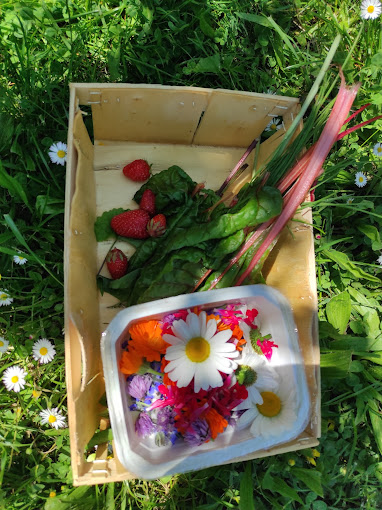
left=94, top=208, right=125, bottom=241
left=133, top=165, right=197, bottom=214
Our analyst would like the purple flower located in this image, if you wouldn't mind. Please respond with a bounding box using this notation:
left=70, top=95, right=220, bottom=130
left=135, top=412, right=155, bottom=437
left=128, top=374, right=153, bottom=400
left=156, top=406, right=176, bottom=432
left=184, top=419, right=211, bottom=446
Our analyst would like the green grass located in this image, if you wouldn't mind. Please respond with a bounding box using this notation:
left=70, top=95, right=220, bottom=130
left=0, top=0, right=382, bottom=508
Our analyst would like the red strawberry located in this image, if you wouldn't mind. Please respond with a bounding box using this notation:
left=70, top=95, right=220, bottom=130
left=147, top=214, right=166, bottom=237
left=111, top=210, right=150, bottom=239
left=139, top=189, right=156, bottom=216
left=106, top=248, right=128, bottom=279
left=122, top=159, right=151, bottom=182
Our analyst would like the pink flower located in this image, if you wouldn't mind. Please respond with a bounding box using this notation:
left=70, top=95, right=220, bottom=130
left=242, top=308, right=258, bottom=329
left=257, top=339, right=278, bottom=361
left=214, top=304, right=243, bottom=326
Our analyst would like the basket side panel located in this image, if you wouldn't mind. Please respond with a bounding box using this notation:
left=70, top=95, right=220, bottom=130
left=90, top=88, right=209, bottom=144
left=193, top=90, right=299, bottom=147
left=66, top=109, right=105, bottom=481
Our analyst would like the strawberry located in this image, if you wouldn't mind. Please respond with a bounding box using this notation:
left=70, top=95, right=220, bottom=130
left=139, top=189, right=156, bottom=216
left=122, top=159, right=151, bottom=182
left=106, top=248, right=128, bottom=279
left=147, top=214, right=166, bottom=237
left=111, top=209, right=150, bottom=239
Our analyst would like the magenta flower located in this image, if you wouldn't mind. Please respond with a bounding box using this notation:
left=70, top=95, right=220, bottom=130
left=214, top=304, right=243, bottom=326
left=257, top=339, right=279, bottom=361
left=242, top=308, right=259, bottom=328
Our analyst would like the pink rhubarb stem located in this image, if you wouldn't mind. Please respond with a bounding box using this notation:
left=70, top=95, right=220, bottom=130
left=235, top=74, right=360, bottom=287
left=217, top=138, right=258, bottom=196
left=337, top=114, right=382, bottom=141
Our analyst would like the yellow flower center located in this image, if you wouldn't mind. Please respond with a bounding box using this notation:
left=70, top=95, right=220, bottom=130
left=0, top=294, right=7, bottom=300
left=0, top=340, right=3, bottom=347
left=48, top=415, right=57, bottom=423
left=185, top=337, right=210, bottom=362
left=257, top=391, right=282, bottom=417
left=359, top=176, right=364, bottom=182
left=271, top=123, right=277, bottom=130
left=378, top=147, right=382, bottom=153
left=11, top=375, right=19, bottom=383
left=39, top=347, right=48, bottom=356
left=367, top=5, right=375, bottom=12
left=57, top=150, right=66, bottom=158
left=49, top=491, right=56, bottom=498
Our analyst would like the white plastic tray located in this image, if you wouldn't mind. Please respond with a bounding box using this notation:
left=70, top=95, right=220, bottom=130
left=100, top=284, right=310, bottom=479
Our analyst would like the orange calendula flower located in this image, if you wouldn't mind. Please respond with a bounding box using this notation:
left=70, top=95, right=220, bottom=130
left=129, top=320, right=167, bottom=361
left=205, top=408, right=228, bottom=440
left=119, top=348, right=143, bottom=376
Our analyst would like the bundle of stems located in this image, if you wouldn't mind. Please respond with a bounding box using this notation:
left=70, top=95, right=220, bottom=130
left=196, top=37, right=381, bottom=292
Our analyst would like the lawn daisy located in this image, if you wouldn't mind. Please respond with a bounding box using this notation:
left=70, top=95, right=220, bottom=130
left=48, top=142, right=67, bottom=166
left=234, top=344, right=279, bottom=405
left=32, top=338, right=56, bottom=364
left=13, top=253, right=27, bottom=265
left=377, top=253, right=382, bottom=266
left=40, top=408, right=67, bottom=429
left=360, top=0, right=381, bottom=19
left=235, top=382, right=297, bottom=438
left=163, top=311, right=239, bottom=392
left=0, top=290, right=13, bottom=307
left=0, top=337, right=9, bottom=353
left=355, top=171, right=367, bottom=188
left=265, top=117, right=282, bottom=132
left=373, top=142, right=382, bottom=157
left=2, top=366, right=27, bottom=392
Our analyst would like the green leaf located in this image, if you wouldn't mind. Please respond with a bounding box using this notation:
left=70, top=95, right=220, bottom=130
left=236, top=12, right=272, bottom=28
left=0, top=161, right=30, bottom=210
left=262, top=470, right=303, bottom=504
left=86, top=428, right=113, bottom=450
left=292, top=467, right=323, bottom=497
left=368, top=400, right=382, bottom=456
left=94, top=208, right=125, bottom=241
left=326, top=291, right=351, bottom=334
left=360, top=351, right=382, bottom=365
left=363, top=310, right=381, bottom=339
left=183, top=54, right=221, bottom=75
left=239, top=462, right=255, bottom=510
left=320, top=351, right=352, bottom=379
left=322, top=249, right=381, bottom=283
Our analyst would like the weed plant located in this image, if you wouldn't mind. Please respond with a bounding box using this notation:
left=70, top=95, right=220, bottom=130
left=0, top=0, right=381, bottom=509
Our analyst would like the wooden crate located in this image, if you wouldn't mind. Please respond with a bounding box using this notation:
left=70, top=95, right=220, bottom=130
left=64, top=83, right=320, bottom=486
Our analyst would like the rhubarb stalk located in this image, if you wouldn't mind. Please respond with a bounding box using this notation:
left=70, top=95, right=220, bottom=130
left=235, top=73, right=361, bottom=287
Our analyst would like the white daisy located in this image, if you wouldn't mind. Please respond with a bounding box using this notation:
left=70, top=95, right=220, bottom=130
left=265, top=117, right=282, bottom=132
left=360, top=0, right=381, bottom=19
left=32, top=338, right=56, bottom=364
left=40, top=408, right=67, bottom=429
left=48, top=142, right=67, bottom=166
left=0, top=337, right=9, bottom=353
left=346, top=196, right=354, bottom=205
left=3, top=366, right=27, bottom=392
left=373, top=142, right=382, bottom=157
left=234, top=344, right=279, bottom=405
left=163, top=311, right=239, bottom=392
left=377, top=253, right=382, bottom=266
left=355, top=171, right=367, bottom=188
left=13, top=253, right=27, bottom=265
left=236, top=382, right=297, bottom=438
left=0, top=290, right=13, bottom=307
